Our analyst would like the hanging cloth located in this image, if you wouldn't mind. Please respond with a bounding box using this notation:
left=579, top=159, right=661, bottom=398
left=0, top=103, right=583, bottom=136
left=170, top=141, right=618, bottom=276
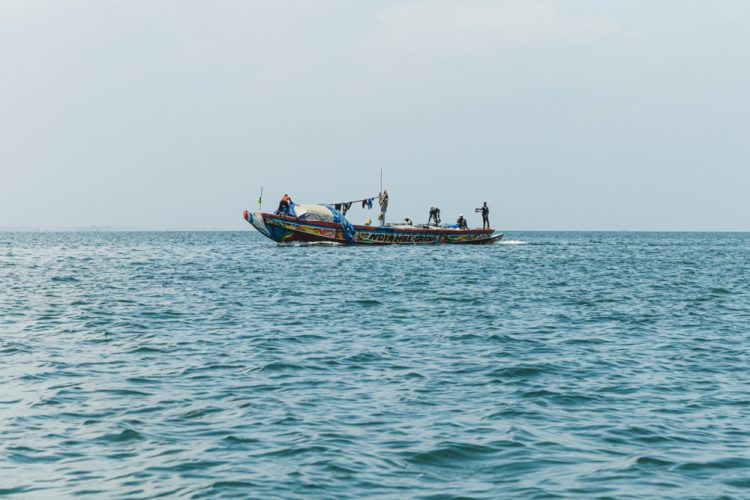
left=325, top=205, right=356, bottom=244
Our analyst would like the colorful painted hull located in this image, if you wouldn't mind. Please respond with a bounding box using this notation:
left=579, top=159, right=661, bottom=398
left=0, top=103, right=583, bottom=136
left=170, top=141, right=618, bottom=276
left=244, top=211, right=503, bottom=245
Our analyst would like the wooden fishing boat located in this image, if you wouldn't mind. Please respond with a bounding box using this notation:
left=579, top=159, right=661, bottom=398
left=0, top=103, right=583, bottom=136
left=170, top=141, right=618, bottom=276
left=243, top=205, right=503, bottom=245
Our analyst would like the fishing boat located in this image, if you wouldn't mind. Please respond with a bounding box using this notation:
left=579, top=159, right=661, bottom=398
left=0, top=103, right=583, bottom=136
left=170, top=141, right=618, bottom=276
left=243, top=201, right=503, bottom=245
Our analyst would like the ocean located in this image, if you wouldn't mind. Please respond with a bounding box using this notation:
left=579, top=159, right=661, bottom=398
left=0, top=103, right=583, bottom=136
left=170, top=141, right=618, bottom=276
left=1, top=231, right=749, bottom=498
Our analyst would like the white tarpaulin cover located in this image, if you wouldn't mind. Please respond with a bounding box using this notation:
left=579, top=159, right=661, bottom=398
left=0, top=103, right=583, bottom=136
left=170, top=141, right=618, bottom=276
left=295, top=204, right=335, bottom=222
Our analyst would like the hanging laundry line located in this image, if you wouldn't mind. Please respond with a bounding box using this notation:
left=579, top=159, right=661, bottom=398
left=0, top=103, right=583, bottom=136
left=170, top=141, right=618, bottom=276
left=330, top=195, right=378, bottom=215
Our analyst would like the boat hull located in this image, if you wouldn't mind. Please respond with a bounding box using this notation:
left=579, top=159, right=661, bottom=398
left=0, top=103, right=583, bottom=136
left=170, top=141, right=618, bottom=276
left=244, top=211, right=503, bottom=245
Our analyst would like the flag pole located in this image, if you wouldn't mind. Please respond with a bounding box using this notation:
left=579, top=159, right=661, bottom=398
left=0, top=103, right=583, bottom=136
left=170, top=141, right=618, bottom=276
left=258, top=186, right=263, bottom=211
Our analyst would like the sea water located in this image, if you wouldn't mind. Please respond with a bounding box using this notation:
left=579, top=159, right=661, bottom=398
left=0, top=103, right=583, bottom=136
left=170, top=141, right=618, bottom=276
left=1, top=231, right=749, bottom=498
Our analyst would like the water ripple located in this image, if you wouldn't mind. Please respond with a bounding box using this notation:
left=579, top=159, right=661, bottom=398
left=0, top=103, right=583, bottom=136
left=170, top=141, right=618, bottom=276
left=0, top=231, right=749, bottom=497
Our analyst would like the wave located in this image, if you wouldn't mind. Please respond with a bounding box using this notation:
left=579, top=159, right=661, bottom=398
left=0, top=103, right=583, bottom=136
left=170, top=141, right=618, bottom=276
left=95, top=429, right=144, bottom=443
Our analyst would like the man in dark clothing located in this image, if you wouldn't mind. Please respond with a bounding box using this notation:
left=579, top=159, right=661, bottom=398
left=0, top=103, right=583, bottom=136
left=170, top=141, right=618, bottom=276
left=428, top=207, right=441, bottom=226
left=475, top=202, right=490, bottom=229
left=277, top=194, right=293, bottom=215
left=457, top=214, right=468, bottom=229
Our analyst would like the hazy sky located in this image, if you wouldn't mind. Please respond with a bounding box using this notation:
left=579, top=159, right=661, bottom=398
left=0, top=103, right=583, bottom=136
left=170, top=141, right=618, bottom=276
left=1, top=1, right=748, bottom=230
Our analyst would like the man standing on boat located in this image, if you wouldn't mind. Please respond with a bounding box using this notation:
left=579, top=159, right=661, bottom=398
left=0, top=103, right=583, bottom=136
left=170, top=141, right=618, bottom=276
left=475, top=202, right=490, bottom=229
left=378, top=190, right=389, bottom=225
left=428, top=206, right=441, bottom=226
left=276, top=194, right=293, bottom=216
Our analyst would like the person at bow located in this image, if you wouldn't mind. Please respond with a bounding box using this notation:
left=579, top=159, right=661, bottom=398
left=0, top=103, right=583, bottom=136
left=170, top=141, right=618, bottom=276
left=276, top=194, right=293, bottom=216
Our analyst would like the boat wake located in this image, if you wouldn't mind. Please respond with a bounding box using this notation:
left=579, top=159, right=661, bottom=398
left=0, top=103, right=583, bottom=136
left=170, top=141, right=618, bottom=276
left=499, top=240, right=528, bottom=245
left=281, top=241, right=343, bottom=247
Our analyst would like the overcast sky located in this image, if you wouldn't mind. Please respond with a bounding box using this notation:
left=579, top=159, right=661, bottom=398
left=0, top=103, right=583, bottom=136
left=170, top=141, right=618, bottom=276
left=1, top=1, right=748, bottom=230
